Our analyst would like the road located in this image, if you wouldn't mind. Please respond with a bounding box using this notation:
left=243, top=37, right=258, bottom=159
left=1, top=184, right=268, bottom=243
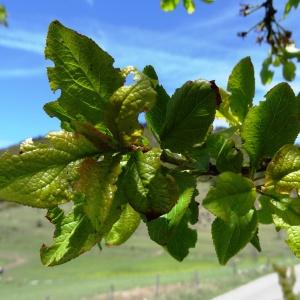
left=212, top=264, right=300, bottom=300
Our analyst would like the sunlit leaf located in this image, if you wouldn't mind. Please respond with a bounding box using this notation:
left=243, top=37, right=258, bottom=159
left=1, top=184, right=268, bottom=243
left=44, top=21, right=124, bottom=126
left=0, top=131, right=98, bottom=208
left=203, top=172, right=256, bottom=222
left=147, top=172, right=197, bottom=260
left=242, top=83, right=300, bottom=168
left=212, top=210, right=258, bottom=265
left=160, top=80, right=217, bottom=153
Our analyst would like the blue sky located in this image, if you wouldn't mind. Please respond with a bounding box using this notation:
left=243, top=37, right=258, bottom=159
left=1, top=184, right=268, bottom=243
left=0, top=0, right=299, bottom=148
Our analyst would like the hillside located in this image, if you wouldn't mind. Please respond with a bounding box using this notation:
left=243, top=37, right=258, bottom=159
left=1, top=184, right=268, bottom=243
left=0, top=198, right=297, bottom=300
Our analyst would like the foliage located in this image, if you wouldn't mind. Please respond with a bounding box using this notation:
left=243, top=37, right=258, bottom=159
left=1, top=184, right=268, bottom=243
left=238, top=1, right=300, bottom=85
left=160, top=0, right=300, bottom=85
left=160, top=0, right=214, bottom=14
left=0, top=4, right=7, bottom=26
left=1, top=20, right=300, bottom=267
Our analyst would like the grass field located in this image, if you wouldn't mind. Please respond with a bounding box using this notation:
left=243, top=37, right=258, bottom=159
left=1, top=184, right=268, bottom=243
left=0, top=193, right=298, bottom=300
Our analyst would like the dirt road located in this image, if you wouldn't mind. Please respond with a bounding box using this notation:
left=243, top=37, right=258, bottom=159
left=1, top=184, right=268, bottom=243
left=212, top=264, right=300, bottom=300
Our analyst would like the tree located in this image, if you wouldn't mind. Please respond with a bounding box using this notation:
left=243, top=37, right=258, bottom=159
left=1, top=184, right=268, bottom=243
left=161, top=0, right=300, bottom=84
left=0, top=20, right=300, bottom=267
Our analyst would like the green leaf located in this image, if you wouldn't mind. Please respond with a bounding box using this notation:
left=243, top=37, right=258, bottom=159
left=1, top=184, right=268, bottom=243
left=216, top=88, right=240, bottom=126
left=283, top=61, right=296, bottom=81
left=272, top=56, right=282, bottom=67
left=215, top=142, right=243, bottom=173
left=242, top=83, right=300, bottom=168
left=166, top=213, right=197, bottom=260
left=75, top=156, right=122, bottom=233
left=41, top=155, right=126, bottom=266
left=144, top=66, right=170, bottom=141
left=273, top=215, right=300, bottom=258
left=147, top=172, right=197, bottom=261
left=105, top=67, right=157, bottom=146
left=71, top=121, right=116, bottom=151
left=203, top=172, right=256, bottom=222
left=273, top=198, right=300, bottom=226
left=160, top=80, right=217, bottom=153
left=284, top=44, right=300, bottom=60
left=258, top=195, right=274, bottom=224
left=124, top=149, right=179, bottom=220
left=160, top=0, right=213, bottom=13
left=105, top=203, right=141, bottom=246
left=258, top=194, right=300, bottom=226
left=185, top=127, right=240, bottom=173
left=227, top=57, right=255, bottom=123
left=212, top=210, right=258, bottom=265
left=161, top=0, right=180, bottom=11
left=284, top=0, right=300, bottom=16
left=266, top=145, right=300, bottom=195
left=44, top=21, right=124, bottom=125
left=206, top=132, right=243, bottom=173
left=260, top=56, right=274, bottom=85
left=250, top=230, right=262, bottom=252
left=0, top=5, right=7, bottom=26
left=0, top=131, right=98, bottom=208
left=183, top=0, right=196, bottom=13
left=40, top=201, right=99, bottom=266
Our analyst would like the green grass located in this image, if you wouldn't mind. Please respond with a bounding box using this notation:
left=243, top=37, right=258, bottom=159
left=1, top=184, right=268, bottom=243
left=0, top=200, right=298, bottom=300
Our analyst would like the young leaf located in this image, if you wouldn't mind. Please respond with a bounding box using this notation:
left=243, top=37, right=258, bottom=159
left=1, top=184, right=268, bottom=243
left=160, top=80, right=217, bottom=153
left=166, top=213, right=197, bottom=260
left=75, top=156, right=122, bottom=233
left=144, top=65, right=170, bottom=141
left=124, top=149, right=179, bottom=220
left=273, top=215, right=300, bottom=258
left=260, top=56, right=274, bottom=85
left=284, top=0, right=300, bottom=16
left=258, top=195, right=274, bottom=224
left=215, top=141, right=243, bottom=173
left=203, top=172, right=256, bottom=222
left=206, top=132, right=243, bottom=173
left=160, top=0, right=213, bottom=13
left=105, top=204, right=141, bottom=246
left=0, top=5, right=7, bottom=26
left=183, top=0, right=196, bottom=13
left=0, top=131, right=98, bottom=208
left=265, top=145, right=300, bottom=195
left=242, top=83, right=300, bottom=168
left=161, top=0, right=180, bottom=12
left=40, top=202, right=99, bottom=266
left=283, top=61, right=296, bottom=81
left=212, top=210, right=258, bottom=265
left=274, top=199, right=300, bottom=226
left=71, top=121, right=116, bottom=152
left=105, top=67, right=157, bottom=146
left=250, top=230, right=262, bottom=252
left=44, top=20, right=124, bottom=125
left=258, top=193, right=300, bottom=226
left=147, top=172, right=197, bottom=261
left=227, top=57, right=255, bottom=123
left=216, top=88, right=240, bottom=126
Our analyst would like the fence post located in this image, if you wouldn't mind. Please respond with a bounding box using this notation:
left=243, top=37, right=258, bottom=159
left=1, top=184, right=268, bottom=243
left=155, top=274, right=160, bottom=299
left=108, top=284, right=114, bottom=300
left=194, top=271, right=200, bottom=290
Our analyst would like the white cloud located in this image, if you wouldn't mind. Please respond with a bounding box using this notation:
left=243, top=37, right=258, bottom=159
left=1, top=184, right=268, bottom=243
left=85, top=0, right=94, bottom=6
left=1, top=15, right=299, bottom=95
left=0, top=68, right=44, bottom=78
left=0, top=28, right=44, bottom=54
